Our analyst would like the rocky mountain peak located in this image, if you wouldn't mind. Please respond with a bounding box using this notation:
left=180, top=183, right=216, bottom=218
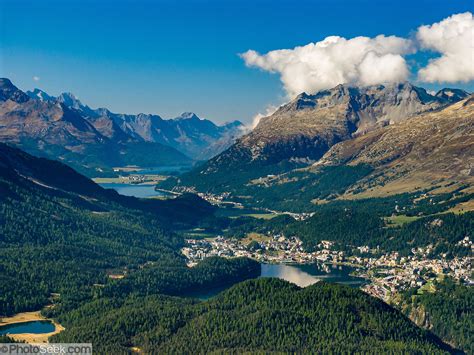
left=289, top=92, right=318, bottom=111
left=0, top=78, right=30, bottom=103
left=94, top=107, right=112, bottom=117
left=57, top=92, right=84, bottom=110
left=199, top=81, right=471, bottom=181
left=222, top=120, right=244, bottom=129
left=268, top=82, right=452, bottom=129
left=175, top=112, right=201, bottom=121
left=435, top=88, right=470, bottom=103
left=26, top=88, right=55, bottom=102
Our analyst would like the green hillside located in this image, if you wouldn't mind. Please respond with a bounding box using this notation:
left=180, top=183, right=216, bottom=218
left=0, top=143, right=258, bottom=315
left=52, top=279, right=451, bottom=354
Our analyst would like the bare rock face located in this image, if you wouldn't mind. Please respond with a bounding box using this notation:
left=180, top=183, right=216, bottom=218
left=106, top=111, right=243, bottom=160
left=0, top=81, right=103, bottom=151
left=203, top=82, right=468, bottom=173
left=249, top=82, right=458, bottom=146
left=26, top=87, right=244, bottom=161
left=0, top=79, right=192, bottom=174
left=0, top=78, right=31, bottom=103
left=0, top=77, right=246, bottom=174
left=435, top=88, right=471, bottom=103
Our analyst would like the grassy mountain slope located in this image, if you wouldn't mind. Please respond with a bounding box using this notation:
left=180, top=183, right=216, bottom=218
left=319, top=95, right=474, bottom=197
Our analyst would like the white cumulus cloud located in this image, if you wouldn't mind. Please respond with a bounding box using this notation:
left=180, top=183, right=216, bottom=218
left=240, top=35, right=414, bottom=97
left=417, top=12, right=474, bottom=83
left=33, top=76, right=40, bottom=81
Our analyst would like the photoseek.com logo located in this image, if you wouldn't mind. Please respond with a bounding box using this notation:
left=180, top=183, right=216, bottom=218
left=0, top=344, right=92, bottom=355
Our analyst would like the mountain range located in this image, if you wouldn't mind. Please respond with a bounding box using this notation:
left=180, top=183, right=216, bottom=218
left=208, top=82, right=468, bottom=167
left=0, top=78, right=244, bottom=176
left=26, top=87, right=244, bottom=160
left=2, top=77, right=472, bottom=200
left=164, top=82, right=472, bottom=201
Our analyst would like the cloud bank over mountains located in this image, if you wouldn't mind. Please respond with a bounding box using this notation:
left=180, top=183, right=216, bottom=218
left=241, top=12, right=473, bottom=98
left=242, top=35, right=413, bottom=97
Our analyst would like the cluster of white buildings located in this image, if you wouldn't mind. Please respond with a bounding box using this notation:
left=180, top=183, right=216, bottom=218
left=358, top=250, right=472, bottom=301
left=182, top=233, right=472, bottom=303
left=182, top=235, right=344, bottom=266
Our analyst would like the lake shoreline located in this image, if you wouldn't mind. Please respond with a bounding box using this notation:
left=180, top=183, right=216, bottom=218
left=186, top=261, right=367, bottom=300
left=98, top=182, right=167, bottom=198
left=0, top=311, right=64, bottom=343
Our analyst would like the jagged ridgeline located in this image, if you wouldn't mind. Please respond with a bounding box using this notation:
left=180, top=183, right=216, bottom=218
left=161, top=83, right=473, bottom=207
left=0, top=78, right=244, bottom=176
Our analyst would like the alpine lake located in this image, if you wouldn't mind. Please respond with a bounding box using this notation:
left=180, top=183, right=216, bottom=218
left=98, top=169, right=366, bottom=300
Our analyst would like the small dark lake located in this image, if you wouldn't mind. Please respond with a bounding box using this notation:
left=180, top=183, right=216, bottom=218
left=0, top=321, right=55, bottom=335
left=189, top=262, right=366, bottom=300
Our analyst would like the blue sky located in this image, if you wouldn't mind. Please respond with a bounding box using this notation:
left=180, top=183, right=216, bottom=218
left=1, top=0, right=473, bottom=124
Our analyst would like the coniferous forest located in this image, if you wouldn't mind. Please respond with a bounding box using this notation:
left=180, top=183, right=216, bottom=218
left=0, top=144, right=469, bottom=353
left=1, top=2, right=474, bottom=353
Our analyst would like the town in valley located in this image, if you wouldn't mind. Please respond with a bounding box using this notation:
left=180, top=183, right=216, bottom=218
left=182, top=233, right=473, bottom=302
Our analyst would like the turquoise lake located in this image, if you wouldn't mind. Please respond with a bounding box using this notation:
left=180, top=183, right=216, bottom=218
left=0, top=321, right=55, bottom=335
